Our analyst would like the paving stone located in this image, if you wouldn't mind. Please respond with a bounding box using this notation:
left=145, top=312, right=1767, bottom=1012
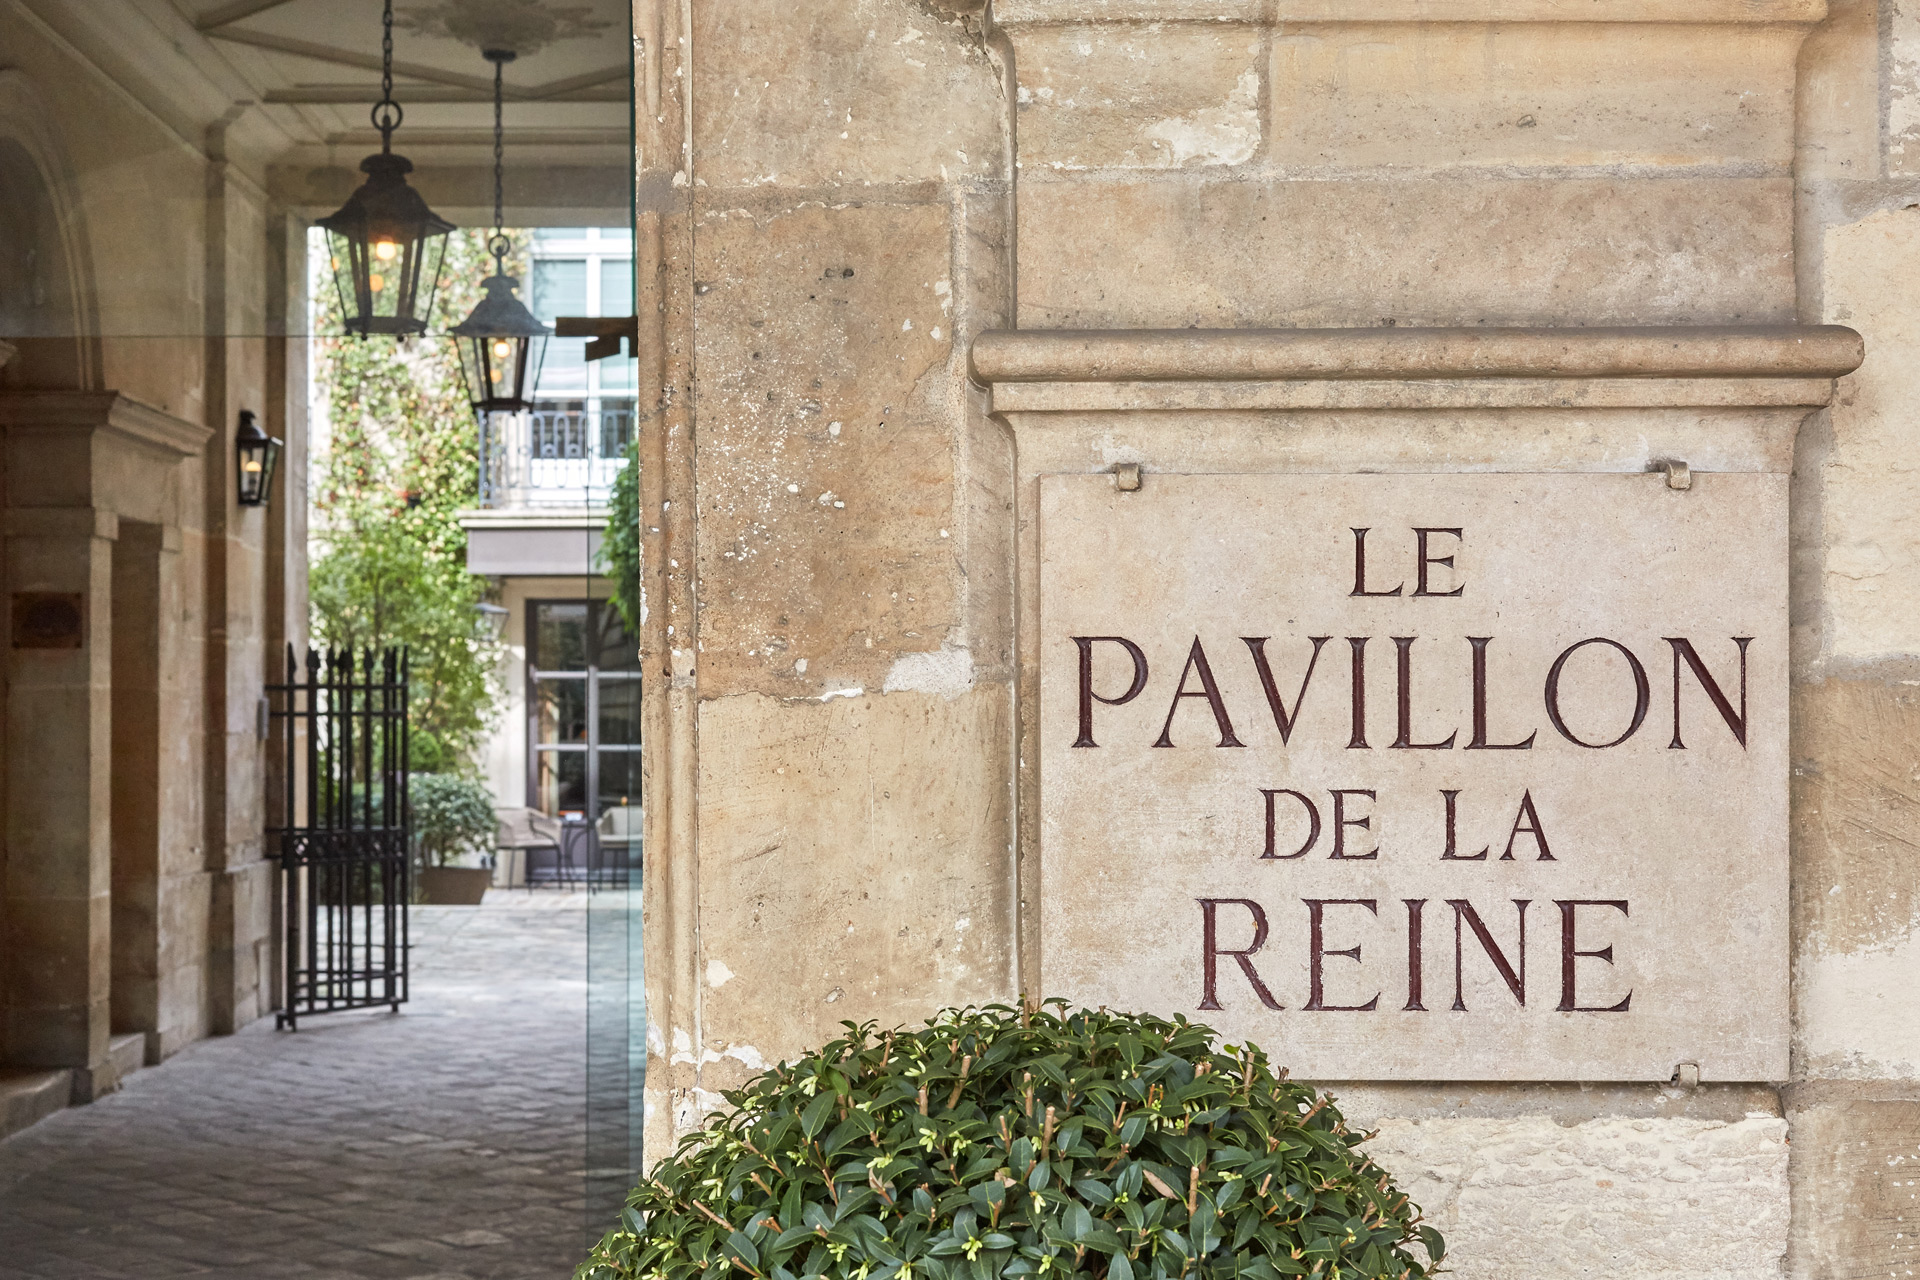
left=0, top=896, right=595, bottom=1279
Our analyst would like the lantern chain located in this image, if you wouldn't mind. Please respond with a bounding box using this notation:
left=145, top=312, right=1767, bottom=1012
left=371, top=0, right=401, bottom=152
left=486, top=50, right=514, bottom=271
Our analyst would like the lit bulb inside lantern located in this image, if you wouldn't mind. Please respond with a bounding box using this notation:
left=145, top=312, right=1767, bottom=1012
left=373, top=239, right=399, bottom=262
left=242, top=459, right=262, bottom=473
left=492, top=340, right=512, bottom=359
left=369, top=273, right=385, bottom=292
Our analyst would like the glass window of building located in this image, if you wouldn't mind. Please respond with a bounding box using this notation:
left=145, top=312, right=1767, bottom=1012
left=528, top=598, right=642, bottom=826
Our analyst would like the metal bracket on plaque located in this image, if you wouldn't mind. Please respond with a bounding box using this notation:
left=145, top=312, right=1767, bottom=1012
left=1654, top=459, right=1693, bottom=491
left=1672, top=1062, right=1701, bottom=1089
left=1112, top=462, right=1143, bottom=492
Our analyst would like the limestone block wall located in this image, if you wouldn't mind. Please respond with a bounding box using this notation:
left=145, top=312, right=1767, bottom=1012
left=641, top=2, right=1920, bottom=1276
left=1789, top=2, right=1920, bottom=1274
left=0, top=3, right=292, bottom=1077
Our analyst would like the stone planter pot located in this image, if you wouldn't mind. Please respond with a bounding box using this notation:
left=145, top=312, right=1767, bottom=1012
left=417, top=866, right=492, bottom=905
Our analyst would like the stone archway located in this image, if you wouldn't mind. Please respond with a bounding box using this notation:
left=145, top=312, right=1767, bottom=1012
left=0, top=68, right=98, bottom=391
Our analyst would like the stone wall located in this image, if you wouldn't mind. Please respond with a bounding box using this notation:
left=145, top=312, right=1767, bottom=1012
left=0, top=3, right=293, bottom=1085
left=638, top=2, right=1919, bottom=1276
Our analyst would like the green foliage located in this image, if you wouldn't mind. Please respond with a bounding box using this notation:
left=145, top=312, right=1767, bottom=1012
left=311, top=229, right=520, bottom=772
left=598, top=436, right=642, bottom=637
left=578, top=1004, right=1443, bottom=1280
left=410, top=773, right=498, bottom=868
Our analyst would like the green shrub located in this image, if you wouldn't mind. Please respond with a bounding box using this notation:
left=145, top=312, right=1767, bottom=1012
left=411, top=773, right=496, bottom=868
left=579, top=1004, right=1443, bottom=1280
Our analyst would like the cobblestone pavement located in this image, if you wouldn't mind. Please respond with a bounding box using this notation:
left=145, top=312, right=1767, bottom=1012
left=0, top=894, right=594, bottom=1280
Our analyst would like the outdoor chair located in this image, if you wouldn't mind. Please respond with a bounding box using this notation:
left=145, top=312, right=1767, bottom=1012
left=494, top=807, right=564, bottom=890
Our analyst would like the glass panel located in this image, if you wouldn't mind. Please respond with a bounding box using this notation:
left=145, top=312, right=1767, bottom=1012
left=536, top=678, right=589, bottom=744
left=597, top=752, right=642, bottom=827
left=533, top=601, right=589, bottom=669
left=595, top=226, right=634, bottom=247
left=598, top=399, right=636, bottom=457
left=593, top=602, right=641, bottom=671
left=598, top=681, right=641, bottom=745
left=532, top=258, right=587, bottom=317
left=600, top=258, right=633, bottom=317
left=599, top=356, right=636, bottom=392
left=535, top=748, right=587, bottom=816
left=533, top=259, right=590, bottom=394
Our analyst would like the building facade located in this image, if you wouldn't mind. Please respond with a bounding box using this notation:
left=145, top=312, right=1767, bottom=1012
left=463, top=224, right=642, bottom=863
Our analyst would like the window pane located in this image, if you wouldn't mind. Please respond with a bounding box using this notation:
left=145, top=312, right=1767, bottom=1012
left=598, top=752, right=641, bottom=821
left=598, top=355, right=635, bottom=392
left=593, top=602, right=641, bottom=671
left=536, top=749, right=587, bottom=816
left=533, top=602, right=588, bottom=669
left=595, top=226, right=634, bottom=247
left=537, top=341, right=589, bottom=394
left=600, top=258, right=633, bottom=317
left=532, top=258, right=587, bottom=319
left=536, top=679, right=588, bottom=744
left=598, top=680, right=641, bottom=745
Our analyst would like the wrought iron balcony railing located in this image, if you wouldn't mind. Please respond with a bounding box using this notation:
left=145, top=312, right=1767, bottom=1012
left=478, top=402, right=633, bottom=509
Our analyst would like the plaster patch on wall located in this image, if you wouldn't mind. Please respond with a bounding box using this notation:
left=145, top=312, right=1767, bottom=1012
left=1367, top=1115, right=1788, bottom=1279
left=1798, top=937, right=1920, bottom=1079
left=707, top=959, right=737, bottom=988
left=724, top=1044, right=768, bottom=1071
left=1893, top=2, right=1920, bottom=174
left=883, top=645, right=975, bottom=698
left=1822, top=208, right=1920, bottom=659
left=1138, top=70, right=1260, bottom=167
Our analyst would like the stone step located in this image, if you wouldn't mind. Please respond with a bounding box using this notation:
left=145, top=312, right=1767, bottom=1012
left=107, top=1033, right=146, bottom=1087
left=0, top=1069, right=70, bottom=1142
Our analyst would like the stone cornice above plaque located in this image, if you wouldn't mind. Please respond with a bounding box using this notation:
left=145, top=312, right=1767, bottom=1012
left=972, top=326, right=1865, bottom=414
left=0, top=391, right=214, bottom=459
left=989, top=0, right=1825, bottom=24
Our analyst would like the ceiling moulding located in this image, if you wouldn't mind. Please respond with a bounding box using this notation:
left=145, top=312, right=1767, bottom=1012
left=987, top=0, right=1826, bottom=23
left=264, top=83, right=627, bottom=104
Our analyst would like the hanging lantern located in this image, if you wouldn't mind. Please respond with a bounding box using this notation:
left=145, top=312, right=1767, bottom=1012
left=235, top=410, right=282, bottom=508
left=451, top=49, right=549, bottom=415
left=317, top=0, right=455, bottom=338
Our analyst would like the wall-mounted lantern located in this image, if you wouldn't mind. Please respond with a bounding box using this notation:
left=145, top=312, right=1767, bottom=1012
left=450, top=49, right=549, bottom=415
left=475, top=601, right=510, bottom=641
left=316, top=0, right=455, bottom=338
left=236, top=411, right=282, bottom=508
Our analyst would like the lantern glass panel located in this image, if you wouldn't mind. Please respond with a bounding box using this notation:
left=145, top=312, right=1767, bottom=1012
left=318, top=154, right=455, bottom=337
left=236, top=435, right=281, bottom=507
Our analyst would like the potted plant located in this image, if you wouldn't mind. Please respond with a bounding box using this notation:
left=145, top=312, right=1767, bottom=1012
left=579, top=1002, right=1444, bottom=1280
left=412, top=773, right=498, bottom=905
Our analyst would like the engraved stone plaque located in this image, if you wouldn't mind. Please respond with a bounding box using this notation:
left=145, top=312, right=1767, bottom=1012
left=1038, top=473, right=1788, bottom=1081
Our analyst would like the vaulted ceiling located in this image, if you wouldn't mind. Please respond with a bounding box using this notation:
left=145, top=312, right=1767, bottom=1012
left=170, top=0, right=631, bottom=168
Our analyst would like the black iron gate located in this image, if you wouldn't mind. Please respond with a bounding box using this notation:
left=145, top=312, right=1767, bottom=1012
left=267, top=647, right=411, bottom=1030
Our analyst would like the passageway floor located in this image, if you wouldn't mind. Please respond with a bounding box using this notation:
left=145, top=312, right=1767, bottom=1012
left=0, top=894, right=594, bottom=1279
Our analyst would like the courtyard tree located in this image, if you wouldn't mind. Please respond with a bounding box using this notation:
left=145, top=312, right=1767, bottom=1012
left=311, top=228, right=518, bottom=773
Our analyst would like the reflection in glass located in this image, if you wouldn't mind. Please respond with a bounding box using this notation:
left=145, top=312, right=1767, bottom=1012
left=536, top=748, right=587, bottom=815
left=535, top=601, right=589, bottom=670
left=598, top=680, right=641, bottom=745
left=598, top=752, right=641, bottom=822
left=595, top=606, right=640, bottom=671
left=536, top=678, right=589, bottom=743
